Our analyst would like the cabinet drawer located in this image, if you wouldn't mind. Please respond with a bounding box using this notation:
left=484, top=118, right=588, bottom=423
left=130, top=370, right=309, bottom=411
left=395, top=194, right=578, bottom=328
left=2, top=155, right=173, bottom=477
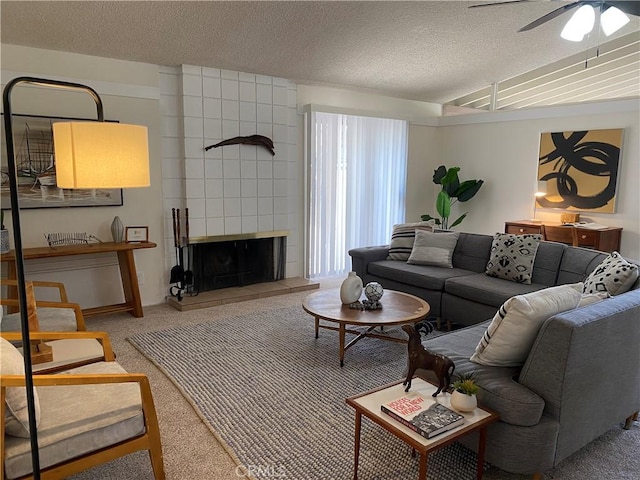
left=506, top=225, right=541, bottom=235
left=575, top=230, right=598, bottom=247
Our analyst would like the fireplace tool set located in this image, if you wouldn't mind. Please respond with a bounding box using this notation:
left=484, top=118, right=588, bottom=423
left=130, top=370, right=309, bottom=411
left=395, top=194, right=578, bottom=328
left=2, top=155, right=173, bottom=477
left=170, top=207, right=198, bottom=301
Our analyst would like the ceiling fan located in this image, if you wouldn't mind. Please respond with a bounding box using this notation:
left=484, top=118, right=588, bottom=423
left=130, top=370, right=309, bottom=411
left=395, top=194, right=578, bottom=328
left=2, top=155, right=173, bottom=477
left=469, top=1, right=639, bottom=41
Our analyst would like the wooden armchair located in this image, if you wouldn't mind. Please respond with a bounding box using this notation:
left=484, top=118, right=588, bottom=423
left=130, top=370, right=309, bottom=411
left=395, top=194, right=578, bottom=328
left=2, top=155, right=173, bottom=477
left=540, top=224, right=579, bottom=246
left=1, top=330, right=165, bottom=479
left=1, top=280, right=86, bottom=332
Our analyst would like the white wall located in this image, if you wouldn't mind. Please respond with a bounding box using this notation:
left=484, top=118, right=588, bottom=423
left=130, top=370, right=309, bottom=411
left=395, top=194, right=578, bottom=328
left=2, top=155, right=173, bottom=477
left=1, top=44, right=167, bottom=308
left=434, top=99, right=640, bottom=259
left=3, top=44, right=638, bottom=313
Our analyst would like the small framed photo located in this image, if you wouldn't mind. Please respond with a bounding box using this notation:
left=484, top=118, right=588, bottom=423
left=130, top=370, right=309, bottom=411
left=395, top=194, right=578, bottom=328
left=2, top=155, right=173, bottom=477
left=125, top=226, right=149, bottom=243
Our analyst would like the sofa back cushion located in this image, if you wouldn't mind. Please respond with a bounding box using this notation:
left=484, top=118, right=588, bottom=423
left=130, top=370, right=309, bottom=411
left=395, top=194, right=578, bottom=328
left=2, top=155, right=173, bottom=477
left=556, top=247, right=608, bottom=285
left=530, top=241, right=566, bottom=286
left=451, top=233, right=494, bottom=273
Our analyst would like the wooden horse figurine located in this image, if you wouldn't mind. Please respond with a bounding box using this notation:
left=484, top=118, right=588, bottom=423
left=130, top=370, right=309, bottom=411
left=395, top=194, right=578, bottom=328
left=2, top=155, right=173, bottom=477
left=402, top=324, right=454, bottom=396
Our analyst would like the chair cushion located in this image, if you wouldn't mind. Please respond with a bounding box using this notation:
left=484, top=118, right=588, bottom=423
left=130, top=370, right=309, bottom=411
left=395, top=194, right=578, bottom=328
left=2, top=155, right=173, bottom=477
left=3, top=361, right=145, bottom=479
left=470, top=284, right=582, bottom=367
left=485, top=233, right=542, bottom=284
left=0, top=337, right=41, bottom=438
left=1, top=307, right=78, bottom=332
left=408, top=230, right=459, bottom=268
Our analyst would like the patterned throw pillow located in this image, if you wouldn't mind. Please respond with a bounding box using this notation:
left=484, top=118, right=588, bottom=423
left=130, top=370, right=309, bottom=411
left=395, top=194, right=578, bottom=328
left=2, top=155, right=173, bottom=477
left=485, top=233, right=542, bottom=284
left=387, top=221, right=435, bottom=261
left=407, top=230, right=460, bottom=268
left=582, top=252, right=639, bottom=296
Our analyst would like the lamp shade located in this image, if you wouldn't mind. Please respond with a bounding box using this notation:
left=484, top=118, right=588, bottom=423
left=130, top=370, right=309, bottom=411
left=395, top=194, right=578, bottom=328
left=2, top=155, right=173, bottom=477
left=561, top=4, right=595, bottom=42
left=601, top=6, right=630, bottom=36
left=53, top=122, right=150, bottom=188
left=534, top=180, right=547, bottom=197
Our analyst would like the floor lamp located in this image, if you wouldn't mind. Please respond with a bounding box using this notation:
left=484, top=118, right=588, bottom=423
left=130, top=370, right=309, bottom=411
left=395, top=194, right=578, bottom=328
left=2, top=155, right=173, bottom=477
left=2, top=76, right=149, bottom=478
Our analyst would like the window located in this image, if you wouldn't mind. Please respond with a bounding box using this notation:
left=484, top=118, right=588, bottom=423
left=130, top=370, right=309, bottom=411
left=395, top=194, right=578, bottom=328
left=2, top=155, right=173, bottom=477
left=307, top=111, right=408, bottom=278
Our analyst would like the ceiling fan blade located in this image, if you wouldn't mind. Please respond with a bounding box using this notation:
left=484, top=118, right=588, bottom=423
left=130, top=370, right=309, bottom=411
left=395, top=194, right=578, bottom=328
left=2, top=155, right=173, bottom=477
left=518, top=1, right=581, bottom=32
left=606, top=1, right=640, bottom=17
left=469, top=0, right=534, bottom=8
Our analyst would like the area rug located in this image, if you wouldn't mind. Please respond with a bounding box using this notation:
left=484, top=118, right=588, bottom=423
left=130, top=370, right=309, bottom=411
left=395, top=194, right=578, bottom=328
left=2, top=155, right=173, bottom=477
left=128, top=305, right=488, bottom=480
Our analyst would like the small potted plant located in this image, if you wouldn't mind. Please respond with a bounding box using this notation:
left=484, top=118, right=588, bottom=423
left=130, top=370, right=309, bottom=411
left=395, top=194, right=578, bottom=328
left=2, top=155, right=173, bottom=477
left=0, top=210, right=9, bottom=253
left=450, top=372, right=479, bottom=413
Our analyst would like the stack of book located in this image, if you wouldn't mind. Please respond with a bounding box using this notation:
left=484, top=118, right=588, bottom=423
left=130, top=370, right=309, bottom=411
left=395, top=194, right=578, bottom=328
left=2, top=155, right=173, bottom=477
left=381, top=392, right=464, bottom=439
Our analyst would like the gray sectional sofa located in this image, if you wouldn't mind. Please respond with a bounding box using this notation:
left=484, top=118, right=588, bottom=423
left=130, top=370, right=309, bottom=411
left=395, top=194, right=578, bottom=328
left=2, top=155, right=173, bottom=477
left=349, top=232, right=640, bottom=476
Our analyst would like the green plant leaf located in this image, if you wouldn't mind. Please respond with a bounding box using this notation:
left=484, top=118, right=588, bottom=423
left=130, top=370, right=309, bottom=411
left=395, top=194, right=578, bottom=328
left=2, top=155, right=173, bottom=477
left=432, top=165, right=447, bottom=185
left=456, top=180, right=484, bottom=202
left=450, top=213, right=467, bottom=228
left=436, top=190, right=451, bottom=219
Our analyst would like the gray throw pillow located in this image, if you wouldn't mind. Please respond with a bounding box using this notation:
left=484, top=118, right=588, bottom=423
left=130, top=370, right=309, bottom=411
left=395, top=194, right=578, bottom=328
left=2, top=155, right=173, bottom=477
left=582, top=251, right=639, bottom=296
left=485, top=233, right=542, bottom=284
left=407, top=230, right=459, bottom=268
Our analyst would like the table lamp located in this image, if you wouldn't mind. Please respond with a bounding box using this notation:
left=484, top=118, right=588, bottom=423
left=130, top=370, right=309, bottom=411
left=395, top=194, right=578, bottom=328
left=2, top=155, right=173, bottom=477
left=2, top=76, right=150, bottom=477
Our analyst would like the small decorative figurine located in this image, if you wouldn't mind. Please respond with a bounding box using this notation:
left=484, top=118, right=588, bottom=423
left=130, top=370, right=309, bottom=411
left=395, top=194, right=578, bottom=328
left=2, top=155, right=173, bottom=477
left=402, top=324, right=455, bottom=396
left=364, top=282, right=384, bottom=302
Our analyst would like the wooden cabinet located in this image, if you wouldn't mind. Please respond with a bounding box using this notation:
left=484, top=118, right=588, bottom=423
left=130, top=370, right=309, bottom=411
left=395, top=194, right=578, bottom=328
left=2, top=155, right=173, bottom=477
left=504, top=221, right=622, bottom=253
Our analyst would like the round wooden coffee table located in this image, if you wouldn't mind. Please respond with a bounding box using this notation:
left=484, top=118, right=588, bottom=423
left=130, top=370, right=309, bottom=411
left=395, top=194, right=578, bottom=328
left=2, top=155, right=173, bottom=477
left=302, top=288, right=430, bottom=367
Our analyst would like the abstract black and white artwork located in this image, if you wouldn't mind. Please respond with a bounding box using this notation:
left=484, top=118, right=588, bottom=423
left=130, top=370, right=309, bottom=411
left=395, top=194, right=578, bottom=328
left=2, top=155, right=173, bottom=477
left=536, top=129, right=623, bottom=213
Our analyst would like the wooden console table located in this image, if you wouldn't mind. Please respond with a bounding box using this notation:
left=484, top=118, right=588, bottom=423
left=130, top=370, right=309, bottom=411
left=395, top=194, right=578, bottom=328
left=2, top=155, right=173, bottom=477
left=505, top=221, right=622, bottom=253
left=1, top=241, right=156, bottom=318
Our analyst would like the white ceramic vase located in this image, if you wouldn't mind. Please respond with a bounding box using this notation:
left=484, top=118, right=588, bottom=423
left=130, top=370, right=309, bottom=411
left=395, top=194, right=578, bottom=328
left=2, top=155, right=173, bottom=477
left=111, top=216, right=125, bottom=243
left=340, top=271, right=363, bottom=304
left=450, top=390, right=477, bottom=413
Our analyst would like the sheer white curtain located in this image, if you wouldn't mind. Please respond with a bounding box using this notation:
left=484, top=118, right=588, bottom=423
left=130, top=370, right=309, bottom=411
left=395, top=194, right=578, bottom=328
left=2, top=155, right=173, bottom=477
left=308, top=111, right=408, bottom=278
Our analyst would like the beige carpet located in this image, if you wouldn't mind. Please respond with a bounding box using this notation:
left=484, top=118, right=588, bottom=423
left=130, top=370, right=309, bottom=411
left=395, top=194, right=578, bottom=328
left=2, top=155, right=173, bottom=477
left=67, top=278, right=639, bottom=480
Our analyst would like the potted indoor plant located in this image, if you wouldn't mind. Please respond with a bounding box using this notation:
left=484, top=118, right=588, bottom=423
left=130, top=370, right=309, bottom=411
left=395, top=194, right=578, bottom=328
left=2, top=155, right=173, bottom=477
left=450, top=372, right=479, bottom=413
left=421, top=165, right=483, bottom=229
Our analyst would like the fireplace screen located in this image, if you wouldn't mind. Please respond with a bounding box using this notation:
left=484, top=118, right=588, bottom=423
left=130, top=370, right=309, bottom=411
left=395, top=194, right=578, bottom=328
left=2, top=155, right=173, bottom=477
left=191, top=236, right=286, bottom=292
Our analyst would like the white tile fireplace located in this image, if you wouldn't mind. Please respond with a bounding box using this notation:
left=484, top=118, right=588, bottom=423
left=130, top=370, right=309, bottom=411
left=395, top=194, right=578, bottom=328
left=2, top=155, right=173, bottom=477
left=159, top=65, right=300, bottom=284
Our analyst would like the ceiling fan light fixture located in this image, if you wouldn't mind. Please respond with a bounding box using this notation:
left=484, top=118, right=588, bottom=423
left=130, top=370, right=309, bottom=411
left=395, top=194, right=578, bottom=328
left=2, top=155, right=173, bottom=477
left=560, top=4, right=595, bottom=42
left=601, top=6, right=630, bottom=36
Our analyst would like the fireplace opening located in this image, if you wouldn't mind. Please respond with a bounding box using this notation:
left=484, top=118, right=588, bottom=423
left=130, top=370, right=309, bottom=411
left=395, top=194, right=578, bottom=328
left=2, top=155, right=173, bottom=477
left=191, top=235, right=286, bottom=292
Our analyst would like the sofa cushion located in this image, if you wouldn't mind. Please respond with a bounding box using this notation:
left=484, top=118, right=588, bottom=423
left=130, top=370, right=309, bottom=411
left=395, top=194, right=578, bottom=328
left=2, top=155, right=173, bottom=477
left=0, top=337, right=41, bottom=438
left=421, top=322, right=545, bottom=427
left=369, top=260, right=475, bottom=291
left=3, top=361, right=145, bottom=479
left=470, top=284, right=582, bottom=367
left=486, top=233, right=542, bottom=284
left=530, top=241, right=566, bottom=286
left=387, top=222, right=434, bottom=261
left=445, top=273, right=546, bottom=308
left=556, top=247, right=608, bottom=285
left=451, top=233, right=494, bottom=273
left=407, top=230, right=459, bottom=268
left=582, top=251, right=639, bottom=296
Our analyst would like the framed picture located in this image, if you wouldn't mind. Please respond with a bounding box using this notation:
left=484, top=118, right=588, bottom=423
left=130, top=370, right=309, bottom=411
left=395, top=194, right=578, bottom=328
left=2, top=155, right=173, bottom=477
left=125, top=226, right=149, bottom=243
left=1, top=113, right=123, bottom=209
left=536, top=129, right=623, bottom=213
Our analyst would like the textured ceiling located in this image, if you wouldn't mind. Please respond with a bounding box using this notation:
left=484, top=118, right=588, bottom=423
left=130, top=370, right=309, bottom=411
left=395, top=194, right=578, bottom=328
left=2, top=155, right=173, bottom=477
left=1, top=0, right=639, bottom=104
